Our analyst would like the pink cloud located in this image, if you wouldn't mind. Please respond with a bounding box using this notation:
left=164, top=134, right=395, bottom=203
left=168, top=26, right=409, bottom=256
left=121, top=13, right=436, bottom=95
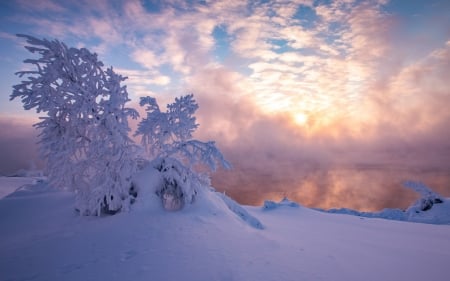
left=16, top=0, right=66, bottom=13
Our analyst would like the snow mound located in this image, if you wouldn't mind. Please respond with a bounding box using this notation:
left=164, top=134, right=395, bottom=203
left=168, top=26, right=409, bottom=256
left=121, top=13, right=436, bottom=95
left=262, top=197, right=300, bottom=210
left=406, top=198, right=450, bottom=224
left=131, top=165, right=164, bottom=211
left=132, top=165, right=264, bottom=229
left=404, top=181, right=444, bottom=212
left=2, top=179, right=450, bottom=281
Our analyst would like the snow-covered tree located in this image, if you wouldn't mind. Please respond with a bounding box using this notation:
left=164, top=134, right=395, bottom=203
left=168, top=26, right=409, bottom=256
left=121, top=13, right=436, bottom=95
left=135, top=94, right=230, bottom=171
left=11, top=34, right=139, bottom=215
left=135, top=94, right=231, bottom=209
left=135, top=95, right=197, bottom=157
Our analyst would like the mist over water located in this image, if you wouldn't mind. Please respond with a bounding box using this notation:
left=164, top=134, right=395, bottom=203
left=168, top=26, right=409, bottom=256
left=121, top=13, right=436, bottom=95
left=0, top=118, right=42, bottom=176
left=1, top=116, right=449, bottom=211
left=188, top=64, right=450, bottom=212
left=212, top=165, right=450, bottom=211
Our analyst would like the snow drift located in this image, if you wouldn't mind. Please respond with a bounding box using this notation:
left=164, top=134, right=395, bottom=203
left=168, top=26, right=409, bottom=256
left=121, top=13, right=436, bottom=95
left=1, top=176, right=450, bottom=281
left=132, top=164, right=263, bottom=229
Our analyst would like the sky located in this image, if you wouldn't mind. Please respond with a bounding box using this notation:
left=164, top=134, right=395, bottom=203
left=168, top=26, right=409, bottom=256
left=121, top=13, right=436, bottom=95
left=0, top=0, right=449, bottom=211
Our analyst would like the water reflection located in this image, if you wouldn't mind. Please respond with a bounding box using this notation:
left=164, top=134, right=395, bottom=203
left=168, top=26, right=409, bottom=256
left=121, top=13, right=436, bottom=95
left=213, top=166, right=450, bottom=212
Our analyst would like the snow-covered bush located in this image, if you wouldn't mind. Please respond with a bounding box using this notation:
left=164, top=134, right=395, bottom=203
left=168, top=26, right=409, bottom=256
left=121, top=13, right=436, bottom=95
left=135, top=94, right=230, bottom=169
left=152, top=157, right=197, bottom=211
left=135, top=94, right=231, bottom=209
left=323, top=207, right=407, bottom=221
left=404, top=181, right=444, bottom=213
left=11, top=35, right=139, bottom=215
left=263, top=197, right=300, bottom=210
left=136, top=95, right=198, bottom=158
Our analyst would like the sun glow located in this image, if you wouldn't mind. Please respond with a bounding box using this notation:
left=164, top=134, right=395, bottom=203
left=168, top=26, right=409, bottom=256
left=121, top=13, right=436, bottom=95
left=293, top=112, right=308, bottom=126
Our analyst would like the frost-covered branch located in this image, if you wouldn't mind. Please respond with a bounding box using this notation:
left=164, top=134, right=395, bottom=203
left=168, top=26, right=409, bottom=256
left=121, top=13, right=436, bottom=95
left=135, top=94, right=231, bottom=171
left=170, top=140, right=232, bottom=171
left=135, top=94, right=231, bottom=210
left=404, top=181, right=444, bottom=212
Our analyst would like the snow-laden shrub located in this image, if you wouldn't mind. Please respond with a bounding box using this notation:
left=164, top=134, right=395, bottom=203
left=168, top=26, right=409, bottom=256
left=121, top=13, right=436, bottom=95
left=135, top=95, right=231, bottom=209
left=152, top=157, right=197, bottom=211
left=135, top=95, right=231, bottom=170
left=323, top=208, right=407, bottom=221
left=404, top=181, right=444, bottom=213
left=11, top=35, right=139, bottom=216
left=263, top=197, right=300, bottom=210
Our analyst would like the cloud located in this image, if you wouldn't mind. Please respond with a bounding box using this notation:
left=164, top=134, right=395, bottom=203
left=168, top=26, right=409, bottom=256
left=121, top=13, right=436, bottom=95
left=88, top=18, right=121, bottom=44
left=16, top=0, right=65, bottom=13
left=130, top=49, right=162, bottom=70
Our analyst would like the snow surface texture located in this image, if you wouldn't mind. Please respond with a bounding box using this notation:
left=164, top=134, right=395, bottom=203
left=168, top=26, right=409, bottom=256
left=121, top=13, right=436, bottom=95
left=1, top=177, right=450, bottom=281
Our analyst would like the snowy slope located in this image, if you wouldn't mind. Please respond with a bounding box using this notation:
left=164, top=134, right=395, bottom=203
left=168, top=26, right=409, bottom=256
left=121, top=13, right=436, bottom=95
left=1, top=179, right=450, bottom=281
left=0, top=177, right=40, bottom=199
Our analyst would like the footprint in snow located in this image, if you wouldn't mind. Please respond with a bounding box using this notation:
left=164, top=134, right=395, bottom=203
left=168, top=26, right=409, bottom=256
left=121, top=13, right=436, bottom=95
left=121, top=250, right=138, bottom=261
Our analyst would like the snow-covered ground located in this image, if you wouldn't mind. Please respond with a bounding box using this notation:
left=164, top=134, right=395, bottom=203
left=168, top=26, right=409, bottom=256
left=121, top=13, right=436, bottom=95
left=1, top=176, right=450, bottom=281
left=0, top=176, right=39, bottom=199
